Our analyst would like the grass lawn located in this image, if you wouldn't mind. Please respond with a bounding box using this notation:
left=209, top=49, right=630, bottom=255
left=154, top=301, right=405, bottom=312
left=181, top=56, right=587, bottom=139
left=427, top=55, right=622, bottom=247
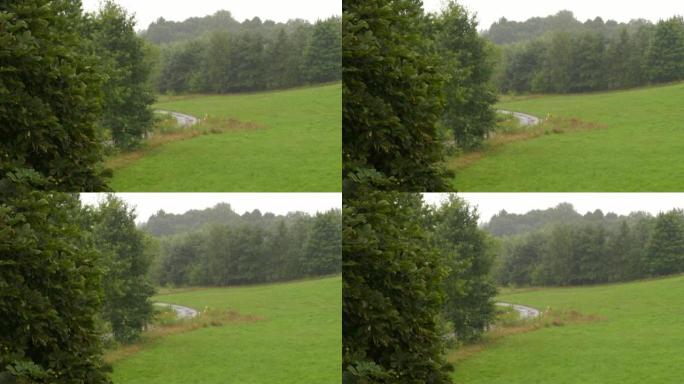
left=111, top=276, right=341, bottom=384
left=452, top=274, right=684, bottom=383
left=452, top=82, right=684, bottom=191
left=109, top=83, right=341, bottom=191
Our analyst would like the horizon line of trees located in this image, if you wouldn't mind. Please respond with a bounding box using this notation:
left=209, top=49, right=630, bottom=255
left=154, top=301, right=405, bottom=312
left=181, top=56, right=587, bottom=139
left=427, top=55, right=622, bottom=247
left=150, top=208, right=341, bottom=287
left=483, top=10, right=654, bottom=45
left=151, top=16, right=341, bottom=94
left=494, top=15, right=684, bottom=94
left=490, top=204, right=684, bottom=286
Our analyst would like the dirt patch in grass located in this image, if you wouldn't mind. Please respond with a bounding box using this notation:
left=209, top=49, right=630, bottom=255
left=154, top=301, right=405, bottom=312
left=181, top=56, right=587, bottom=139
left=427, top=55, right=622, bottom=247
left=105, top=308, right=264, bottom=364
left=448, top=116, right=608, bottom=171
left=447, top=307, right=604, bottom=364
left=106, top=116, right=262, bottom=170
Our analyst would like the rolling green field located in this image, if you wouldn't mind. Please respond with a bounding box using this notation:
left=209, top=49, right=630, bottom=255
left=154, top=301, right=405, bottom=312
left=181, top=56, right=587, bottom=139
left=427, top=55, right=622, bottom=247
left=111, top=276, right=341, bottom=384
left=453, top=274, right=684, bottom=383
left=454, top=82, right=684, bottom=191
left=110, top=83, right=341, bottom=191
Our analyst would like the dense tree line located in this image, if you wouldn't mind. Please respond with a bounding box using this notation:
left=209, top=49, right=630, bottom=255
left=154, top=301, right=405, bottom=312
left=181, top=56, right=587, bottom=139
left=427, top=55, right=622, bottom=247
left=494, top=14, right=684, bottom=93
left=153, top=16, right=341, bottom=94
left=1, top=0, right=156, bottom=190
left=343, top=0, right=498, bottom=191
left=343, top=191, right=496, bottom=382
left=143, top=202, right=311, bottom=237
left=1, top=183, right=155, bottom=382
left=491, top=204, right=684, bottom=286
left=149, top=208, right=341, bottom=286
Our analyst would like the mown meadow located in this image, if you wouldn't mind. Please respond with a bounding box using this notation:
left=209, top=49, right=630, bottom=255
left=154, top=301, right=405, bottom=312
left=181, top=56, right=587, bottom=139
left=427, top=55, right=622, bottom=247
left=452, top=274, right=684, bottom=383
left=111, top=276, right=341, bottom=384
left=452, top=82, right=684, bottom=191
left=109, top=83, right=341, bottom=192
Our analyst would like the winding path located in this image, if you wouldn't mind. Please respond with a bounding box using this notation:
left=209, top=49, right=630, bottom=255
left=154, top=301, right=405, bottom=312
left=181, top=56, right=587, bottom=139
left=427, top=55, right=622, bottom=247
left=154, top=302, right=199, bottom=319
left=155, top=109, right=200, bottom=127
left=497, top=109, right=541, bottom=126
left=496, top=302, right=540, bottom=319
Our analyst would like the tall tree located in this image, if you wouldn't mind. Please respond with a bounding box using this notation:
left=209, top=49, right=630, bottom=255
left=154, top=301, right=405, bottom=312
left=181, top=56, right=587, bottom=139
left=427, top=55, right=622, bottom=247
left=1, top=181, right=110, bottom=383
left=91, top=195, right=155, bottom=343
left=302, top=210, right=342, bottom=276
left=87, top=1, right=155, bottom=150
left=304, top=17, right=342, bottom=83
left=343, top=191, right=452, bottom=383
left=343, top=0, right=451, bottom=191
left=205, top=31, right=232, bottom=93
left=433, top=2, right=497, bottom=149
left=646, top=210, right=684, bottom=276
left=0, top=0, right=108, bottom=190
left=648, top=17, right=684, bottom=83
left=432, top=195, right=497, bottom=342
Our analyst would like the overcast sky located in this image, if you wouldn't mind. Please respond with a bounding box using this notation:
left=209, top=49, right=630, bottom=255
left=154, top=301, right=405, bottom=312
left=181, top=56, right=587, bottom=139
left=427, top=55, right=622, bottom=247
left=424, top=193, right=684, bottom=224
left=80, top=193, right=341, bottom=224
left=423, top=0, right=683, bottom=31
left=81, top=0, right=341, bottom=31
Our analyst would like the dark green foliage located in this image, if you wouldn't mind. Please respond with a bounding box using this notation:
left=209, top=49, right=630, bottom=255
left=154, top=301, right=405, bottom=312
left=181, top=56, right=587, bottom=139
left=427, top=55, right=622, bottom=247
left=0, top=0, right=108, bottom=191
left=433, top=2, right=497, bottom=149
left=89, top=195, right=155, bottom=343
left=343, top=0, right=451, bottom=191
left=343, top=191, right=452, bottom=383
left=491, top=204, right=683, bottom=286
left=149, top=205, right=341, bottom=286
left=432, top=195, right=496, bottom=342
left=0, top=178, right=110, bottom=383
left=86, top=1, right=155, bottom=150
left=646, top=210, right=684, bottom=276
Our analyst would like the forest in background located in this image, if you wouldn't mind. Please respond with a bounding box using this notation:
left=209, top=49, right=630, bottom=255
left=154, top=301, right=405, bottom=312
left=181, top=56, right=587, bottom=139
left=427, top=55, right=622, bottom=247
left=141, top=203, right=341, bottom=287
left=486, top=11, right=684, bottom=93
left=484, top=204, right=684, bottom=286
left=141, top=11, right=341, bottom=94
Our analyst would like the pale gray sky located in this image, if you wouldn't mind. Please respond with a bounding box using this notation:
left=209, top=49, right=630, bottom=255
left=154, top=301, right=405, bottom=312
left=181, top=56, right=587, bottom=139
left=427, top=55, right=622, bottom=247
left=423, top=0, right=683, bottom=31
left=81, top=0, right=341, bottom=31
left=424, top=193, right=684, bottom=224
left=80, top=193, right=341, bottom=224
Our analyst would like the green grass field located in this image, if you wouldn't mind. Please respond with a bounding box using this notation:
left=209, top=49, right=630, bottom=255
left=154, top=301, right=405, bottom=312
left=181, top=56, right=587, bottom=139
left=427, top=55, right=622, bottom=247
left=109, top=83, right=341, bottom=191
left=111, top=276, right=341, bottom=384
left=453, top=82, right=684, bottom=191
left=453, top=274, right=684, bottom=383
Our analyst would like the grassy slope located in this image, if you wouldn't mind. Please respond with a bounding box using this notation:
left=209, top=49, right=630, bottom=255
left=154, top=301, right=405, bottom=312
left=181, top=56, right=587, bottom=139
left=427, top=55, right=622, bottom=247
left=111, top=276, right=341, bottom=384
left=110, top=83, right=341, bottom=191
left=454, top=275, right=684, bottom=383
left=454, top=82, right=684, bottom=191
